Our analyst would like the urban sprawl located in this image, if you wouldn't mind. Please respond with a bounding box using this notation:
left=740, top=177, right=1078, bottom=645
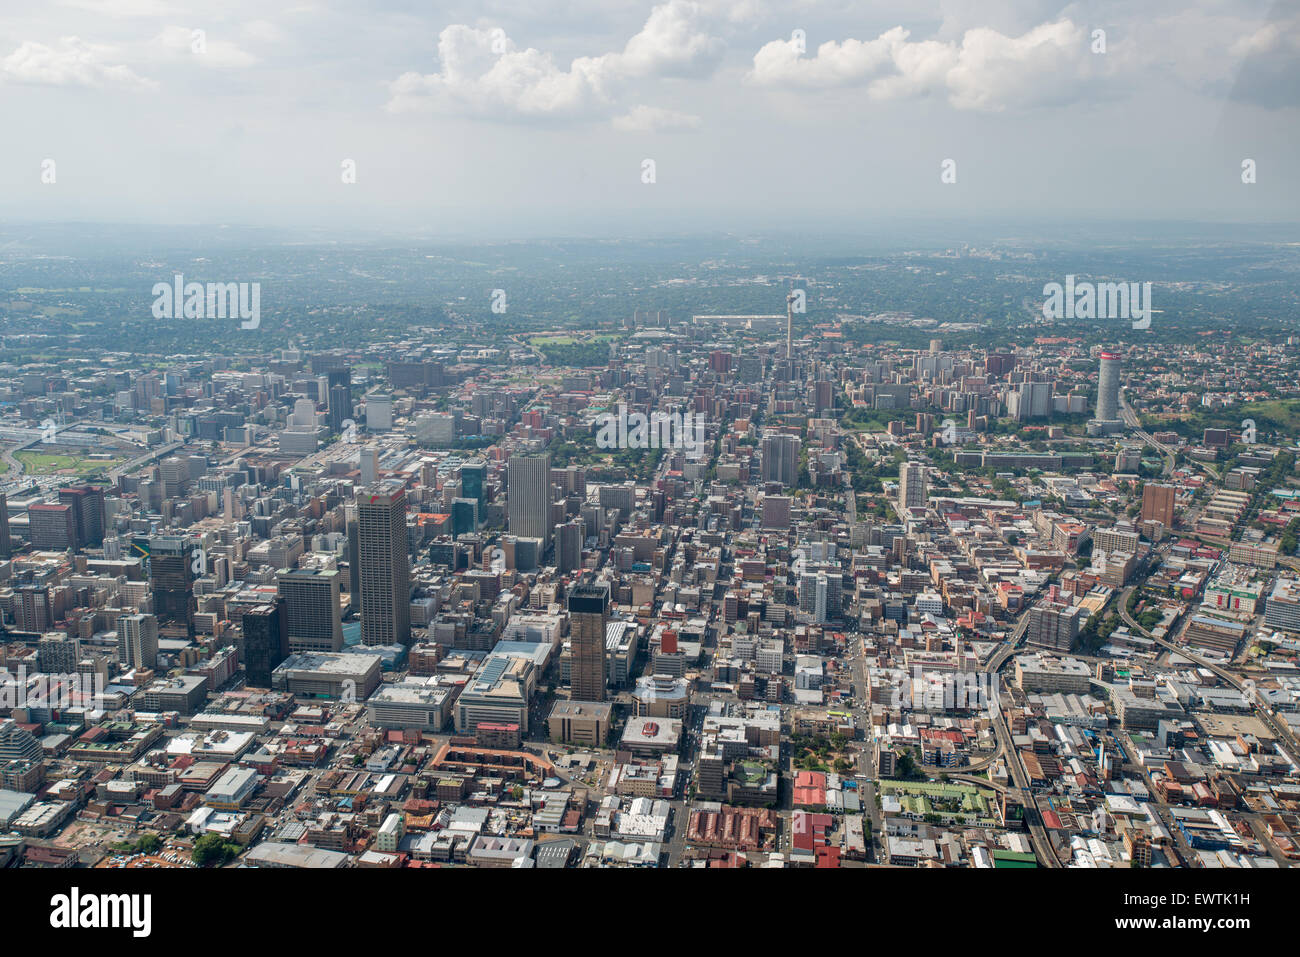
left=2, top=314, right=1300, bottom=871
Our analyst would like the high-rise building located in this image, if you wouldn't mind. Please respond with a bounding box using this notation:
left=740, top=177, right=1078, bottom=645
left=27, top=503, right=76, bottom=551
left=760, top=434, right=800, bottom=487
left=149, top=535, right=196, bottom=636
left=898, top=461, right=928, bottom=512
left=327, top=367, right=353, bottom=434
left=761, top=495, right=792, bottom=530
left=1140, top=483, right=1177, bottom=528
left=158, top=456, right=191, bottom=498
left=798, top=570, right=832, bottom=623
left=556, top=520, right=584, bottom=574
left=0, top=719, right=42, bottom=764
left=359, top=447, right=378, bottom=485
left=58, top=485, right=105, bottom=548
left=117, top=613, right=160, bottom=670
left=568, top=582, right=609, bottom=702
left=508, top=453, right=553, bottom=550
left=357, top=482, right=411, bottom=646
left=277, top=567, right=344, bottom=653
left=1096, top=351, right=1121, bottom=422
left=37, top=634, right=81, bottom=674
left=0, top=491, right=12, bottom=558
left=243, top=601, right=288, bottom=686
left=365, top=394, right=393, bottom=431
left=345, top=510, right=361, bottom=600
left=1010, top=381, right=1053, bottom=421
left=460, top=460, right=487, bottom=505
left=14, top=585, right=53, bottom=632
left=1025, top=602, right=1084, bottom=652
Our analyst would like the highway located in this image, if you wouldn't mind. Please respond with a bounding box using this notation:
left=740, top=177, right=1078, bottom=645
left=1119, top=388, right=1220, bottom=481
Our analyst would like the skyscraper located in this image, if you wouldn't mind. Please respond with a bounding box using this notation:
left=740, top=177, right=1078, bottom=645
left=243, top=601, right=288, bottom=687
left=1141, top=483, right=1177, bottom=528
left=149, top=535, right=196, bottom=636
left=277, top=567, right=344, bottom=653
left=327, top=367, right=353, bottom=434
left=58, top=485, right=105, bottom=548
left=1097, top=351, right=1121, bottom=422
left=460, top=460, right=487, bottom=505
left=568, top=582, right=609, bottom=702
left=117, top=613, right=159, bottom=670
left=760, top=434, right=800, bottom=487
left=28, top=503, right=76, bottom=551
left=508, top=453, right=553, bottom=550
left=0, top=491, right=11, bottom=558
left=556, top=520, right=584, bottom=574
left=357, top=482, right=411, bottom=646
left=899, top=461, right=928, bottom=512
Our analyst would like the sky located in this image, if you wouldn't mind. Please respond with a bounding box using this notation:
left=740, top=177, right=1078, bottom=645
left=0, top=0, right=1296, bottom=237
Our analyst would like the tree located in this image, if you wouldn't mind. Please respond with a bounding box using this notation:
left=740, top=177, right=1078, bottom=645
left=192, top=833, right=240, bottom=867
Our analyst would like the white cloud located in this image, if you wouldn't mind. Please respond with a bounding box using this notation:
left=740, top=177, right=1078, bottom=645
left=748, top=19, right=1093, bottom=111
left=613, top=104, right=703, bottom=132
left=57, top=0, right=177, bottom=16
left=0, top=36, right=154, bottom=89
left=386, top=0, right=725, bottom=120
left=154, top=25, right=258, bottom=69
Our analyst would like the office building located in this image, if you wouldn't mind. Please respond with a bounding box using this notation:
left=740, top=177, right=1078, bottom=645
left=508, top=453, right=553, bottom=550
left=460, top=460, right=486, bottom=505
left=326, top=367, right=353, bottom=435
left=276, top=567, right=344, bottom=653
left=365, top=394, right=393, bottom=431
left=117, top=613, right=160, bottom=670
left=27, top=503, right=76, bottom=551
left=556, top=520, right=583, bottom=574
left=568, top=582, right=610, bottom=702
left=58, top=485, right=105, bottom=548
left=0, top=491, right=10, bottom=557
left=149, top=535, right=197, bottom=636
left=357, top=483, right=411, bottom=646
left=760, top=434, right=800, bottom=487
left=242, top=601, right=288, bottom=687
left=1264, top=578, right=1300, bottom=633
left=1141, top=484, right=1177, bottom=528
left=1025, top=602, right=1085, bottom=653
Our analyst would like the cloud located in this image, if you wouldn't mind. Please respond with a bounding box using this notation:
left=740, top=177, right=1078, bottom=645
left=613, top=104, right=703, bottom=132
left=57, top=0, right=176, bottom=16
left=0, top=36, right=154, bottom=89
left=748, top=19, right=1094, bottom=111
left=155, top=25, right=258, bottom=69
left=385, top=0, right=725, bottom=121
left=1221, top=15, right=1300, bottom=109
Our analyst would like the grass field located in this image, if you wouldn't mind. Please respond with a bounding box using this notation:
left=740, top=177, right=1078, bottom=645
left=529, top=333, right=620, bottom=347
left=15, top=449, right=124, bottom=476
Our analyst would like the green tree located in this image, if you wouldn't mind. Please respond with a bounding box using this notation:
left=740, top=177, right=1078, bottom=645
left=192, top=833, right=240, bottom=867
